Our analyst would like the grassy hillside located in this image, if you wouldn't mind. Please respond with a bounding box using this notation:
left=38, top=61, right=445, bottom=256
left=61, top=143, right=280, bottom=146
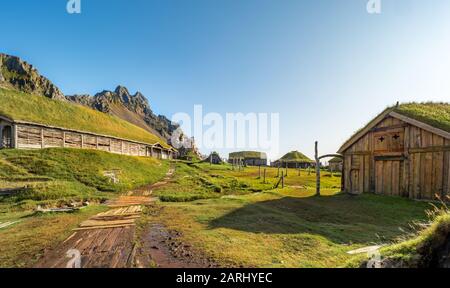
left=0, top=148, right=169, bottom=209
left=0, top=88, right=169, bottom=147
left=346, top=209, right=450, bottom=268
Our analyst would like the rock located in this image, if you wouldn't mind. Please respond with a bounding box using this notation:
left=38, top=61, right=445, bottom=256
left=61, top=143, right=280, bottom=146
left=0, top=53, right=66, bottom=100
left=67, top=85, right=180, bottom=142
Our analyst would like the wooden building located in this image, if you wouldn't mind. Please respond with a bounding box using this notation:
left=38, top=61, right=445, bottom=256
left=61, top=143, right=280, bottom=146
left=0, top=115, right=176, bottom=159
left=328, top=157, right=343, bottom=172
left=203, top=152, right=223, bottom=164
left=228, top=151, right=267, bottom=166
left=338, top=103, right=450, bottom=200
left=271, top=151, right=314, bottom=168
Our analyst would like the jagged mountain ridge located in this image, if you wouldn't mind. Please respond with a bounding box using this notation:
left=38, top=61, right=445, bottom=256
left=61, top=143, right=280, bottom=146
left=67, top=86, right=180, bottom=141
left=0, top=53, right=179, bottom=143
left=0, top=53, right=65, bottom=100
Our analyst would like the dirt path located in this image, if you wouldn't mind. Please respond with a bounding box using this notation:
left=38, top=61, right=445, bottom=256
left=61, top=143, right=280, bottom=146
left=34, top=167, right=194, bottom=268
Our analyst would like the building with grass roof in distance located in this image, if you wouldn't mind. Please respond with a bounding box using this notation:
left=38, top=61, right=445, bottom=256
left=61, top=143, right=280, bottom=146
left=0, top=87, right=176, bottom=159
left=338, top=102, right=450, bottom=200
left=272, top=150, right=315, bottom=168
left=328, top=157, right=343, bottom=172
left=228, top=151, right=267, bottom=166
left=202, top=151, right=223, bottom=165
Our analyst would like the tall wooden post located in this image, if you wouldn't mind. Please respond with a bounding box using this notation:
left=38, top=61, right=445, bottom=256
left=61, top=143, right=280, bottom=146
left=263, top=169, right=266, bottom=184
left=315, top=141, right=320, bottom=196
left=281, top=172, right=284, bottom=188
left=285, top=162, right=288, bottom=177
left=259, top=165, right=261, bottom=178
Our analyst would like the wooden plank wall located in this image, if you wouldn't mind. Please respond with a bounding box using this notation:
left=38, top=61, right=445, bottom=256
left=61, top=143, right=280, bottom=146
left=408, top=125, right=449, bottom=200
left=15, top=123, right=173, bottom=160
left=343, top=116, right=450, bottom=200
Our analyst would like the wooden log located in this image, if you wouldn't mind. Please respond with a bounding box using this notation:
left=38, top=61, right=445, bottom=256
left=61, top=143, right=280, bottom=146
left=315, top=141, right=320, bottom=196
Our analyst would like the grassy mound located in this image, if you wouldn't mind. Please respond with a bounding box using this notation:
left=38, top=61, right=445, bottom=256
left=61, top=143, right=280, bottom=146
left=0, top=88, right=169, bottom=147
left=0, top=148, right=168, bottom=209
left=279, top=151, right=314, bottom=163
left=377, top=212, right=450, bottom=268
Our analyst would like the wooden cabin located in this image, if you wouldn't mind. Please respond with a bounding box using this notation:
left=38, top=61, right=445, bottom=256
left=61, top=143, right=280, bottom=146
left=0, top=115, right=176, bottom=159
left=228, top=151, right=267, bottom=166
left=338, top=103, right=450, bottom=200
left=272, top=151, right=314, bottom=168
left=328, top=157, right=343, bottom=172
left=203, top=152, right=223, bottom=164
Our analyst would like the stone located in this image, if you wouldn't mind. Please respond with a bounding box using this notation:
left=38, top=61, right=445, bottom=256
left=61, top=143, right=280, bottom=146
left=0, top=53, right=65, bottom=100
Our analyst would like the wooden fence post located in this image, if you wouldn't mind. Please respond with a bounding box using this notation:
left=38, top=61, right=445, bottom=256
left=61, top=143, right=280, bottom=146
left=263, top=168, right=266, bottom=184
left=281, top=172, right=284, bottom=188
left=315, top=141, right=320, bottom=196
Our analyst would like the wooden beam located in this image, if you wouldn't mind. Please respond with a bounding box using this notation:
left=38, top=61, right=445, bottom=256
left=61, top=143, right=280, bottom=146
left=338, top=108, right=393, bottom=153
left=315, top=141, right=320, bottom=196
left=389, top=111, right=450, bottom=140
left=409, top=146, right=450, bottom=153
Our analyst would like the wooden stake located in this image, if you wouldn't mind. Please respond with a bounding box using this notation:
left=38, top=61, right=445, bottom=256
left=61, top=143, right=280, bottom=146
left=315, top=141, right=320, bottom=196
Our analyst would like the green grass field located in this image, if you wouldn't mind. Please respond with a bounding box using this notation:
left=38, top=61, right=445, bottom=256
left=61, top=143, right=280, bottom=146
left=0, top=148, right=170, bottom=267
left=149, top=162, right=430, bottom=267
left=0, top=88, right=169, bottom=147
left=0, top=148, right=169, bottom=209
left=0, top=152, right=437, bottom=268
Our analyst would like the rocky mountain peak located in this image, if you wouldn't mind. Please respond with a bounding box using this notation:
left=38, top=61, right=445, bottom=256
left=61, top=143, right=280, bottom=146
left=67, top=86, right=179, bottom=142
left=0, top=53, right=65, bottom=100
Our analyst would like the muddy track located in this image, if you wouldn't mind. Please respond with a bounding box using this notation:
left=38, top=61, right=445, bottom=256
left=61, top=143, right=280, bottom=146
left=34, top=165, right=214, bottom=268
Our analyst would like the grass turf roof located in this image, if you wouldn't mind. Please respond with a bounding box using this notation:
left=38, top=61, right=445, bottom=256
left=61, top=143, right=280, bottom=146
left=339, top=102, right=450, bottom=153
left=0, top=88, right=170, bottom=148
left=279, top=151, right=314, bottom=163
left=229, top=151, right=267, bottom=159
left=394, top=102, right=450, bottom=133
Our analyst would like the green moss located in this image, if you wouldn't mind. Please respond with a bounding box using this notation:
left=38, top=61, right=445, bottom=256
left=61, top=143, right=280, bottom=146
left=395, top=102, right=450, bottom=133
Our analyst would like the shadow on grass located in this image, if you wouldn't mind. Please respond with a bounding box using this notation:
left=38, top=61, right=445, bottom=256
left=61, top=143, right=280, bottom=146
left=208, top=193, right=429, bottom=245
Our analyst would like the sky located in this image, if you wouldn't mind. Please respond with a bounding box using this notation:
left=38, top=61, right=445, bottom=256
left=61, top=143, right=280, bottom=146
left=1, top=0, right=450, bottom=161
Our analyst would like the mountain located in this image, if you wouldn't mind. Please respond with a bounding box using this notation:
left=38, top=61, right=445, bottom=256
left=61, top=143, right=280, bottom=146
left=0, top=53, right=180, bottom=143
left=0, top=53, right=65, bottom=100
left=67, top=86, right=180, bottom=142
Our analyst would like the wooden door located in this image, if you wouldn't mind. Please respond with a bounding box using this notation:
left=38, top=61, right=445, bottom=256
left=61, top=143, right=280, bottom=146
left=375, top=160, right=403, bottom=196
left=350, top=170, right=360, bottom=194
left=1, top=126, right=12, bottom=148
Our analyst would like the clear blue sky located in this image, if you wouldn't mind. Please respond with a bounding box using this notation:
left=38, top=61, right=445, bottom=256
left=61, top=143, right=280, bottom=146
left=1, top=0, right=450, bottom=161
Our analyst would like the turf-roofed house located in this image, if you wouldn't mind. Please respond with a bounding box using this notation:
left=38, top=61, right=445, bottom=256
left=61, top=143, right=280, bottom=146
left=272, top=150, right=315, bottom=168
left=338, top=102, right=450, bottom=200
left=0, top=88, right=176, bottom=159
left=228, top=151, right=268, bottom=166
